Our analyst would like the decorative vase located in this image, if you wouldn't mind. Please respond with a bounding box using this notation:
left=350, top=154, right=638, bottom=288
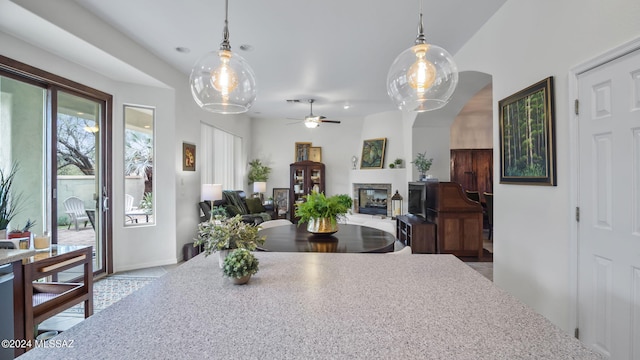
left=231, top=274, right=251, bottom=285
left=307, top=217, right=338, bottom=235
left=218, top=249, right=231, bottom=268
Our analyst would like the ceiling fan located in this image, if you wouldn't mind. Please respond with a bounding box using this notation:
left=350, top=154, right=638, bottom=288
left=287, top=99, right=341, bottom=128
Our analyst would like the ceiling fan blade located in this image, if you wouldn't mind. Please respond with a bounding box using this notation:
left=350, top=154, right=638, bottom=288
left=320, top=120, right=341, bottom=124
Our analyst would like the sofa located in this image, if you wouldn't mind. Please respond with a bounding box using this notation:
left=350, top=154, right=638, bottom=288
left=199, top=190, right=275, bottom=224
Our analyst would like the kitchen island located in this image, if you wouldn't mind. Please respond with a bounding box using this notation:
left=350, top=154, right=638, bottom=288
left=17, top=252, right=603, bottom=359
left=0, top=249, right=35, bottom=266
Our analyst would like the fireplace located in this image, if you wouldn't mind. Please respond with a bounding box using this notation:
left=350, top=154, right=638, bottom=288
left=352, top=183, right=392, bottom=217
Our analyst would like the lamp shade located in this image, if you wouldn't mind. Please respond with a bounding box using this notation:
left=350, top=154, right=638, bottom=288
left=253, top=181, right=267, bottom=193
left=190, top=50, right=257, bottom=114
left=201, top=183, right=223, bottom=202
left=387, top=43, right=458, bottom=112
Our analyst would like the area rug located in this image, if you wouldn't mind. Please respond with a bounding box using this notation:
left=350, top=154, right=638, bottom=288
left=64, top=276, right=156, bottom=314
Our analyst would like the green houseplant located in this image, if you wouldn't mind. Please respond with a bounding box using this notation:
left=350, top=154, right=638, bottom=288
left=0, top=164, right=23, bottom=239
left=222, top=248, right=259, bottom=285
left=412, top=152, right=433, bottom=180
left=194, top=215, right=265, bottom=267
left=247, top=159, right=271, bottom=184
left=295, top=192, right=353, bottom=234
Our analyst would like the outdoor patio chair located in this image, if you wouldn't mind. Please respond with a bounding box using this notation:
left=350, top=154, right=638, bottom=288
left=63, top=196, right=89, bottom=231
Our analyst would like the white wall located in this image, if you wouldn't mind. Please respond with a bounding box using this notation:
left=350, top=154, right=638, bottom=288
left=454, top=0, right=640, bottom=332
left=250, top=116, right=365, bottom=197
left=0, top=0, right=254, bottom=271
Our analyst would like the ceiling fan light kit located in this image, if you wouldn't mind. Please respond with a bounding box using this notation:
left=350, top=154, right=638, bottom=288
left=189, top=0, right=257, bottom=114
left=386, top=2, right=458, bottom=112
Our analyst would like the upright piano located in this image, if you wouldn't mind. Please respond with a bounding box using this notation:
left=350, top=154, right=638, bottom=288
left=426, top=182, right=483, bottom=258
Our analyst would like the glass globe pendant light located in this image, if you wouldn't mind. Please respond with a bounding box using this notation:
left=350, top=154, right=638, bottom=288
left=387, top=3, right=458, bottom=112
left=190, top=0, right=256, bottom=114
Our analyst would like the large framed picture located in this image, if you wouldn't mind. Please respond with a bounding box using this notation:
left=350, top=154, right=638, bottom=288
left=309, top=146, right=322, bottom=162
left=182, top=142, right=196, bottom=171
left=499, top=77, right=556, bottom=185
left=272, top=188, right=290, bottom=218
left=294, top=142, right=312, bottom=162
left=360, top=138, right=386, bottom=169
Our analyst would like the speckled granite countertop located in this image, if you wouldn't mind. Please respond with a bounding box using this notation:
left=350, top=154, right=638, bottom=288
left=17, top=253, right=603, bottom=359
left=0, top=249, right=35, bottom=266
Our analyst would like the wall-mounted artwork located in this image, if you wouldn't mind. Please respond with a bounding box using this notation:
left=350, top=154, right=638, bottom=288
left=360, top=138, right=386, bottom=169
left=499, top=77, right=556, bottom=185
left=294, top=142, right=312, bottom=162
left=309, top=147, right=322, bottom=162
left=183, top=142, right=196, bottom=171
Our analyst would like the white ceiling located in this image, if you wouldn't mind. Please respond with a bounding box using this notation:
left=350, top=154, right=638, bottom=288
left=5, top=0, right=506, bottom=120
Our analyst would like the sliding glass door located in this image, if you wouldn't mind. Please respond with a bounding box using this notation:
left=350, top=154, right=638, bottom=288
left=1, top=56, right=112, bottom=276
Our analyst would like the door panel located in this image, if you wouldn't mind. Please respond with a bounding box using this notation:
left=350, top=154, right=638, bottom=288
left=578, top=47, right=640, bottom=359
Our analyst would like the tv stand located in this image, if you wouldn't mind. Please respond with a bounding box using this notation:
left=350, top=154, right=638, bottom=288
left=396, top=215, right=436, bottom=254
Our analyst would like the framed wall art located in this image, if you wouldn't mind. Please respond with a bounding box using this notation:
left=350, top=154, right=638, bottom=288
left=272, top=187, right=290, bottom=218
left=294, top=142, right=312, bottom=162
left=499, top=77, right=556, bottom=185
left=360, top=138, right=386, bottom=169
left=309, top=146, right=322, bottom=162
left=183, top=142, right=196, bottom=171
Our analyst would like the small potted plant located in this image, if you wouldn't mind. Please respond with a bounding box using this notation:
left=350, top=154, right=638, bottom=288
left=295, top=192, right=352, bottom=235
left=394, top=158, right=403, bottom=168
left=412, top=152, right=433, bottom=181
left=222, top=248, right=259, bottom=285
left=194, top=214, right=265, bottom=268
left=9, top=219, right=36, bottom=249
left=0, top=164, right=22, bottom=240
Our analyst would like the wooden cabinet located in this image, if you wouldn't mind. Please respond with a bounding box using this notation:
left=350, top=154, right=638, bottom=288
left=450, top=149, right=493, bottom=202
left=289, top=161, right=325, bottom=222
left=396, top=215, right=436, bottom=254
left=426, top=182, right=483, bottom=258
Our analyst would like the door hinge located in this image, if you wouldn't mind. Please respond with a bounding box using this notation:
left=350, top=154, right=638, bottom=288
left=574, top=327, right=579, bottom=339
left=574, top=99, right=579, bottom=115
left=576, top=207, right=580, bottom=222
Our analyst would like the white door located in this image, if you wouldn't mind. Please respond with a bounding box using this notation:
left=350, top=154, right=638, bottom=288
left=577, top=47, right=640, bottom=359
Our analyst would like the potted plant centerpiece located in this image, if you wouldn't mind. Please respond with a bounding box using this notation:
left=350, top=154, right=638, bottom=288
left=9, top=219, right=36, bottom=249
left=194, top=214, right=265, bottom=268
left=0, top=164, right=23, bottom=240
left=222, top=248, right=259, bottom=285
left=295, top=191, right=353, bottom=235
left=412, top=152, right=433, bottom=181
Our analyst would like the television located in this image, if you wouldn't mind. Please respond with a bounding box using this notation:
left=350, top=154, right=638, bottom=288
left=407, top=182, right=428, bottom=219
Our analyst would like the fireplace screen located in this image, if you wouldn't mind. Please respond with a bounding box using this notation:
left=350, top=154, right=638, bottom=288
left=358, top=188, right=388, bottom=215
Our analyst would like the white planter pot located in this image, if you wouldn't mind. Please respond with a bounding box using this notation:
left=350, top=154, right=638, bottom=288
left=218, top=249, right=231, bottom=268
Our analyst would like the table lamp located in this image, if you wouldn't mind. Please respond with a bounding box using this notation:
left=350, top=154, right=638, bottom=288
left=253, top=181, right=266, bottom=202
left=201, top=184, right=223, bottom=203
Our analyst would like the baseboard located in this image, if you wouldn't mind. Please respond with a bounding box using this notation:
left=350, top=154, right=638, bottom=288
left=114, top=257, right=178, bottom=273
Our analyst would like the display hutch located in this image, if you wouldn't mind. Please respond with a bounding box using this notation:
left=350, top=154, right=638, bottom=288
left=289, top=161, right=325, bottom=223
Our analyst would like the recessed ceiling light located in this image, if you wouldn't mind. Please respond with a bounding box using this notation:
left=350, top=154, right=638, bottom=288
left=239, top=44, right=254, bottom=52
left=175, top=47, right=190, bottom=53
left=343, top=103, right=351, bottom=110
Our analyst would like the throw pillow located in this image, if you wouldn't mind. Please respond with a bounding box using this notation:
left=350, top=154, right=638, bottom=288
left=245, top=198, right=266, bottom=214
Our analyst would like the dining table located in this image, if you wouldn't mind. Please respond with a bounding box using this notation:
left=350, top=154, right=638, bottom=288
left=257, top=223, right=396, bottom=253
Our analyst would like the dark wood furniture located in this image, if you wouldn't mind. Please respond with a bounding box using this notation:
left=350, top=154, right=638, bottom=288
left=450, top=149, right=493, bottom=203
left=396, top=215, right=436, bottom=254
left=13, top=245, right=93, bottom=356
left=426, top=182, right=483, bottom=258
left=289, top=161, right=325, bottom=223
left=258, top=224, right=394, bottom=253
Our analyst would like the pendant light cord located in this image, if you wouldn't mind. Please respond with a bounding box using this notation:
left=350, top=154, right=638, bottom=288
left=414, top=0, right=426, bottom=45
left=220, top=0, right=231, bottom=51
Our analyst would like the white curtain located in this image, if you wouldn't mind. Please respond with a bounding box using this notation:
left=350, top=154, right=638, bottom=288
left=200, top=123, right=243, bottom=190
